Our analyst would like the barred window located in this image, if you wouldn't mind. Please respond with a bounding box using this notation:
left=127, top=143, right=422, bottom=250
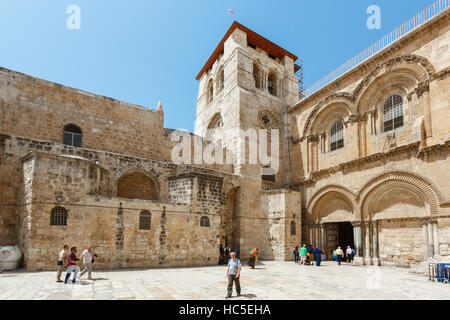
left=63, top=124, right=82, bottom=148
left=330, top=121, right=344, bottom=151
left=290, top=221, right=296, bottom=236
left=200, top=216, right=210, bottom=227
left=383, top=95, right=404, bottom=132
left=50, top=206, right=68, bottom=226
left=139, top=210, right=151, bottom=230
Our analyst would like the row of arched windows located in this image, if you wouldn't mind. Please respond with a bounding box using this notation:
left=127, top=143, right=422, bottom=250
left=253, top=62, right=279, bottom=97
left=50, top=206, right=211, bottom=229
left=324, top=94, right=404, bottom=152
left=206, top=67, right=225, bottom=104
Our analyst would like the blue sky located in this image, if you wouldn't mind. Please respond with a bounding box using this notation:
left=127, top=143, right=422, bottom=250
left=0, top=0, right=435, bottom=132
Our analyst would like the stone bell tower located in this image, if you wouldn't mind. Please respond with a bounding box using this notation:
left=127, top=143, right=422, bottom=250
left=194, top=21, right=302, bottom=260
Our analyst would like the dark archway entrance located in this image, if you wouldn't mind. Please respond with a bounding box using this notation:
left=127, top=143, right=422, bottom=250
left=325, top=222, right=354, bottom=259
left=338, top=222, right=354, bottom=250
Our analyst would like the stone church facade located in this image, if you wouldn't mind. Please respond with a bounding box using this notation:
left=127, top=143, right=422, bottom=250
left=0, top=9, right=449, bottom=270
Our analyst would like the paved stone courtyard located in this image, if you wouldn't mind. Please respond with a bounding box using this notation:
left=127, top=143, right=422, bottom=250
left=0, top=261, right=448, bottom=300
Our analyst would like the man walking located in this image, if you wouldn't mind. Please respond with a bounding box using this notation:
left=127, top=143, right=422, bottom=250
left=56, top=245, right=69, bottom=282
left=226, top=252, right=241, bottom=299
left=224, top=246, right=230, bottom=263
left=219, top=245, right=225, bottom=265
left=293, top=246, right=299, bottom=263
left=299, top=244, right=307, bottom=265
left=64, top=247, right=80, bottom=284
left=335, top=246, right=344, bottom=265
left=346, top=246, right=355, bottom=264
left=79, top=246, right=95, bottom=280
left=248, top=248, right=258, bottom=269
left=313, top=246, right=324, bottom=267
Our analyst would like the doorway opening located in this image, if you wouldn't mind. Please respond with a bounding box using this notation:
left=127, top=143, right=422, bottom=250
left=325, top=222, right=355, bottom=259
left=338, top=222, right=354, bottom=250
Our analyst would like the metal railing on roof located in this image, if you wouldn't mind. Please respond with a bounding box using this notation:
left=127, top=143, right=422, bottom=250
left=300, top=0, right=450, bottom=101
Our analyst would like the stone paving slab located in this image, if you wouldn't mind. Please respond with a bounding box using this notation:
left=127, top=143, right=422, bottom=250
left=0, top=261, right=449, bottom=300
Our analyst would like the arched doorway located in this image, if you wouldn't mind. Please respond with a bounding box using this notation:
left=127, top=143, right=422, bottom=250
left=362, top=182, right=429, bottom=266
left=307, top=188, right=357, bottom=259
left=117, top=171, right=159, bottom=201
left=221, top=187, right=240, bottom=253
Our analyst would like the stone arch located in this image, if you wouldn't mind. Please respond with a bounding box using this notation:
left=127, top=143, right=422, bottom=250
left=307, top=185, right=358, bottom=224
left=221, top=187, right=240, bottom=249
left=116, top=169, right=159, bottom=201
left=357, top=170, right=441, bottom=217
left=302, top=93, right=355, bottom=137
left=309, top=102, right=352, bottom=136
left=354, top=54, right=434, bottom=112
left=206, top=112, right=224, bottom=143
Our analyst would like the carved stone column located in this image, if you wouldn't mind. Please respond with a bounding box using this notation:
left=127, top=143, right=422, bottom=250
left=320, top=224, right=326, bottom=249
left=422, top=220, right=430, bottom=260
left=416, top=80, right=432, bottom=138
left=372, top=220, right=380, bottom=266
left=307, top=134, right=319, bottom=173
left=427, top=221, right=434, bottom=257
left=364, top=221, right=371, bottom=265
left=352, top=221, right=363, bottom=265
left=432, top=220, right=439, bottom=257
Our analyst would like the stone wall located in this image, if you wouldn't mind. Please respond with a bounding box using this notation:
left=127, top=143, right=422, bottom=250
left=17, top=151, right=231, bottom=270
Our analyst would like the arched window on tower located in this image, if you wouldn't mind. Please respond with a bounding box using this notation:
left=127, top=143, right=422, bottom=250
left=139, top=210, right=151, bottom=230
left=268, top=71, right=278, bottom=96
left=63, top=124, right=82, bottom=148
left=50, top=206, right=68, bottom=226
left=218, top=68, right=225, bottom=93
left=253, top=63, right=262, bottom=89
left=330, top=121, right=344, bottom=152
left=207, top=79, right=214, bottom=103
left=383, top=94, right=404, bottom=132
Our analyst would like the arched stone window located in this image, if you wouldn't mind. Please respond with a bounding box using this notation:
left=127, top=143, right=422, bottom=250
left=290, top=221, right=296, bottom=235
left=50, top=206, right=68, bottom=226
left=200, top=216, right=210, bottom=227
left=63, top=124, right=82, bottom=147
left=383, top=94, right=404, bottom=132
left=330, top=121, right=344, bottom=152
left=253, top=62, right=262, bottom=89
left=207, top=79, right=214, bottom=103
left=218, top=67, right=225, bottom=93
left=117, top=171, right=158, bottom=201
left=139, top=210, right=151, bottom=230
left=268, top=71, right=278, bottom=96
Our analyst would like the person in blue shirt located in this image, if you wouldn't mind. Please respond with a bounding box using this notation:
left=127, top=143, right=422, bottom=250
left=226, top=252, right=241, bottom=299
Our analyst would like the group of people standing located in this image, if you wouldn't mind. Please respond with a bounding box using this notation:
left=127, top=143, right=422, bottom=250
left=56, top=245, right=97, bottom=284
left=293, top=244, right=355, bottom=266
left=219, top=245, right=239, bottom=265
